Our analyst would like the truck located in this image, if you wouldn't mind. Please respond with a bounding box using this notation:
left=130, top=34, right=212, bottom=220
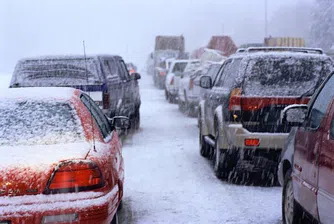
left=191, top=36, right=237, bottom=59
left=264, top=37, right=306, bottom=47
left=148, top=35, right=189, bottom=89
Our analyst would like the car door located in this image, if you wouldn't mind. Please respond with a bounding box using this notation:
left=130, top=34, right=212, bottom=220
left=103, top=58, right=123, bottom=117
left=80, top=94, right=122, bottom=175
left=293, top=74, right=334, bottom=219
left=204, top=61, right=229, bottom=135
left=116, top=59, right=136, bottom=116
left=318, top=98, right=334, bottom=224
left=207, top=58, right=242, bottom=136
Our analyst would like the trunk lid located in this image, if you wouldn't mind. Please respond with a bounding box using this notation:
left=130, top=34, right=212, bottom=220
left=0, top=142, right=90, bottom=198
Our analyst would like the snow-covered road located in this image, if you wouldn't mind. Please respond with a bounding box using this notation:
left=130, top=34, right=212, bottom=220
left=119, top=75, right=282, bottom=224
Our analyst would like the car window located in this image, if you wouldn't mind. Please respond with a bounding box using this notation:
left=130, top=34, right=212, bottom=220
left=215, top=59, right=241, bottom=88
left=116, top=61, right=127, bottom=80
left=330, top=119, right=334, bottom=139
left=243, top=57, right=332, bottom=96
left=308, top=74, right=334, bottom=129
left=106, top=60, right=120, bottom=82
left=207, top=64, right=222, bottom=79
left=172, top=62, right=188, bottom=73
left=120, top=60, right=131, bottom=80
left=81, top=94, right=112, bottom=138
left=0, top=100, right=84, bottom=145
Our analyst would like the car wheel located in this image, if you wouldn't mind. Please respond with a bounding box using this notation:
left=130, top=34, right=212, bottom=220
left=111, top=212, right=119, bottom=224
left=213, top=129, right=234, bottom=179
left=199, top=119, right=210, bottom=158
left=213, top=129, right=224, bottom=178
left=168, top=94, right=175, bottom=104
left=165, top=89, right=169, bottom=101
left=134, top=109, right=140, bottom=130
left=282, top=169, right=303, bottom=224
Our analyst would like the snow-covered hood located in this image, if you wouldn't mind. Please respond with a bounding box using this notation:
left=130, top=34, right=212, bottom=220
left=0, top=142, right=91, bottom=197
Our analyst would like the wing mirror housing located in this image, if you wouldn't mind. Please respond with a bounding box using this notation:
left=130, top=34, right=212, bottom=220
left=199, top=76, right=213, bottom=89
left=281, top=104, right=308, bottom=126
left=109, top=116, right=130, bottom=130
left=131, top=73, right=141, bottom=80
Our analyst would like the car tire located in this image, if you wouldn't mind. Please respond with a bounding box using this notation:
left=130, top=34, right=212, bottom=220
left=199, top=119, right=210, bottom=158
left=213, top=129, right=233, bottom=179
left=178, top=99, right=185, bottom=112
left=134, top=109, right=140, bottom=130
left=165, top=89, right=169, bottom=101
left=111, top=213, right=119, bottom=224
left=282, top=169, right=304, bottom=224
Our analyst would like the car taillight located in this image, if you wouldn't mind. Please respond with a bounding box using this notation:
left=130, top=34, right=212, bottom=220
left=170, top=77, right=174, bottom=85
left=228, top=88, right=242, bottom=121
left=45, top=161, right=104, bottom=194
left=189, top=79, right=194, bottom=90
left=228, top=88, right=242, bottom=111
left=103, top=92, right=110, bottom=110
left=160, top=71, right=166, bottom=76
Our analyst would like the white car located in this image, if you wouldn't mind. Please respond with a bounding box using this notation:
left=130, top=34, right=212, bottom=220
left=178, top=61, right=224, bottom=116
left=165, top=59, right=200, bottom=103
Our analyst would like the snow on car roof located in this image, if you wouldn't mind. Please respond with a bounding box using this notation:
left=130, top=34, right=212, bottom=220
left=16, top=54, right=120, bottom=62
left=0, top=87, right=78, bottom=101
left=229, top=51, right=331, bottom=60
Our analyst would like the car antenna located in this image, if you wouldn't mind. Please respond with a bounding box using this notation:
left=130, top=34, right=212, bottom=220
left=83, top=40, right=96, bottom=152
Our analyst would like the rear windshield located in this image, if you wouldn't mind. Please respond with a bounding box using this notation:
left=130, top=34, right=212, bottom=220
left=243, top=57, right=333, bottom=96
left=11, top=58, right=102, bottom=87
left=172, top=62, right=188, bottom=73
left=0, top=100, right=84, bottom=146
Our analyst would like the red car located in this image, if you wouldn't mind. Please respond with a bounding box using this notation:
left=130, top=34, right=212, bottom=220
left=0, top=87, right=127, bottom=224
left=281, top=71, right=334, bottom=224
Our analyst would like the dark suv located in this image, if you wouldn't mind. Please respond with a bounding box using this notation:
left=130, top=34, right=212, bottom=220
left=10, top=55, right=141, bottom=130
left=198, top=47, right=333, bottom=181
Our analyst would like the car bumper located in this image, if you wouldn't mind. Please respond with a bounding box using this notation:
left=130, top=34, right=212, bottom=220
left=166, top=86, right=178, bottom=96
left=0, top=186, right=120, bottom=224
left=221, top=124, right=289, bottom=172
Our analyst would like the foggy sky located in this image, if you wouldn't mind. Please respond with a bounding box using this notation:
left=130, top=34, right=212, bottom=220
left=0, top=0, right=313, bottom=73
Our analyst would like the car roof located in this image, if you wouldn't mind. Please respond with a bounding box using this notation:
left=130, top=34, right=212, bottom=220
left=16, top=54, right=122, bottom=63
left=0, top=87, right=79, bottom=101
left=228, top=51, right=331, bottom=61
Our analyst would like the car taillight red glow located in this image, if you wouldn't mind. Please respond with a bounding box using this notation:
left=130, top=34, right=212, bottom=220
left=189, top=79, right=194, bottom=90
left=46, top=161, right=104, bottom=194
left=103, top=92, right=110, bottom=109
left=170, top=77, right=174, bottom=85
left=159, top=71, right=166, bottom=76
left=244, top=138, right=260, bottom=147
left=228, top=88, right=242, bottom=111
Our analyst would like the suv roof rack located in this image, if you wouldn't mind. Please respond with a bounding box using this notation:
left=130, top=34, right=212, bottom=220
left=245, top=47, right=324, bottom=54
left=236, top=48, right=246, bottom=53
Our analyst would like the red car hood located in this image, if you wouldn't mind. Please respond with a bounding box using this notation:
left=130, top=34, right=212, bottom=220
left=0, top=142, right=91, bottom=197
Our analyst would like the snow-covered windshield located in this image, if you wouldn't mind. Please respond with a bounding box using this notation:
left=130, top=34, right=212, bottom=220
left=0, top=100, right=84, bottom=146
left=243, top=57, right=333, bottom=96
left=11, top=58, right=102, bottom=87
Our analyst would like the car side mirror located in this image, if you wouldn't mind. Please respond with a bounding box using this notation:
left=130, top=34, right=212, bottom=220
left=200, top=76, right=213, bottom=89
left=109, top=116, right=130, bottom=129
left=131, top=73, right=141, bottom=80
left=281, top=104, right=308, bottom=126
